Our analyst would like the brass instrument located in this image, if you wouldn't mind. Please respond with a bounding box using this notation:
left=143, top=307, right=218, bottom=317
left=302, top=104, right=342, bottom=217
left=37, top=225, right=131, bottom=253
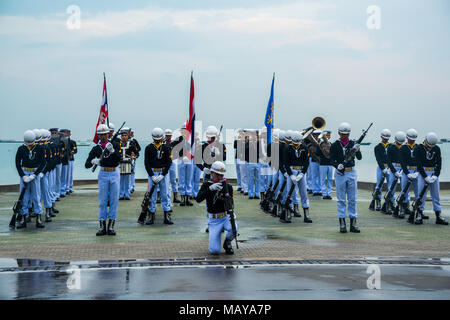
left=301, top=117, right=331, bottom=159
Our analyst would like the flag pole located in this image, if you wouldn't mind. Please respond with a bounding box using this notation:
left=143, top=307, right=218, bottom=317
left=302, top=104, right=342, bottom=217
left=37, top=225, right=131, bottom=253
left=103, top=72, right=109, bottom=128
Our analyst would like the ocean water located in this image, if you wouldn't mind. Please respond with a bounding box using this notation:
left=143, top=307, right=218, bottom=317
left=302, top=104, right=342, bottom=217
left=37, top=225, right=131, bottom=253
left=1, top=142, right=448, bottom=184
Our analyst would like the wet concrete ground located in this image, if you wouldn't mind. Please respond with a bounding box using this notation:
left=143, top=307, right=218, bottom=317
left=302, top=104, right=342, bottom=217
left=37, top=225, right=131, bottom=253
left=0, top=262, right=449, bottom=300
left=0, top=265, right=450, bottom=300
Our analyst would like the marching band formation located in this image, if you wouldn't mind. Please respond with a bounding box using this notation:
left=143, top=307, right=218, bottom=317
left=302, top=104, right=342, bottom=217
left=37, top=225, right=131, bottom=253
left=12, top=119, right=448, bottom=255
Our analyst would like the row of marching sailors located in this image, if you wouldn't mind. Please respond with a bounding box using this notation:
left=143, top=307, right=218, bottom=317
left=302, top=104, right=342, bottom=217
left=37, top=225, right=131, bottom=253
left=232, top=128, right=332, bottom=223
left=234, top=128, right=334, bottom=201
left=372, top=129, right=447, bottom=226
left=14, top=128, right=77, bottom=229
left=234, top=123, right=364, bottom=233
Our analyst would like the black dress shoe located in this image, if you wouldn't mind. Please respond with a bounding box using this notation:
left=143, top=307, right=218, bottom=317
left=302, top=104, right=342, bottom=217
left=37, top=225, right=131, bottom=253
left=124, top=197, right=130, bottom=200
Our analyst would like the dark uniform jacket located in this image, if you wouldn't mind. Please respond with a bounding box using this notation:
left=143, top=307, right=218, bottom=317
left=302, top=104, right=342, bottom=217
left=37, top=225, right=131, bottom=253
left=196, top=180, right=234, bottom=214
left=69, top=139, right=77, bottom=161
left=15, top=144, right=45, bottom=177
left=413, top=143, right=441, bottom=178
left=119, top=140, right=139, bottom=163
left=329, top=139, right=362, bottom=169
left=85, top=141, right=121, bottom=169
left=285, top=144, right=310, bottom=176
left=399, top=143, right=418, bottom=175
left=317, top=146, right=333, bottom=166
left=130, top=138, right=141, bottom=159
left=196, top=141, right=227, bottom=170
left=60, top=137, right=70, bottom=166
left=50, top=135, right=62, bottom=165
left=41, top=143, right=53, bottom=174
left=374, top=142, right=390, bottom=170
left=170, top=136, right=192, bottom=160
left=144, top=142, right=172, bottom=177
left=386, top=143, right=403, bottom=174
left=278, top=142, right=289, bottom=173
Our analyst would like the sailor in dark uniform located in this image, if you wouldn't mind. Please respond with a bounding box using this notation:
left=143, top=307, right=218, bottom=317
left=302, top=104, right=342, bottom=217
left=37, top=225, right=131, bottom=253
left=399, top=129, right=420, bottom=216
left=59, top=129, right=71, bottom=197
left=411, top=132, right=448, bottom=225
left=85, top=124, right=121, bottom=236
left=329, top=122, right=362, bottom=233
left=39, top=129, right=55, bottom=222
left=196, top=161, right=238, bottom=255
left=129, top=128, right=140, bottom=194
left=386, top=131, right=406, bottom=217
left=67, top=129, right=77, bottom=194
left=15, top=130, right=46, bottom=229
left=196, top=125, right=227, bottom=187
left=373, top=129, right=392, bottom=211
left=118, top=127, right=138, bottom=200
left=282, top=131, right=312, bottom=223
left=144, top=127, right=173, bottom=225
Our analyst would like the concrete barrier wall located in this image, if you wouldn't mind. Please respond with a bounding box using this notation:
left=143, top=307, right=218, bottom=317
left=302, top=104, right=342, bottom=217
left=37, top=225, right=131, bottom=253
left=1, top=179, right=450, bottom=193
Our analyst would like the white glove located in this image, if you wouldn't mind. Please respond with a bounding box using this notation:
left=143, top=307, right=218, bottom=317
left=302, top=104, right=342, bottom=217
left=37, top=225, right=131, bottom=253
left=22, top=175, right=31, bottom=183
left=337, top=164, right=344, bottom=171
left=182, top=156, right=190, bottom=163
left=425, top=176, right=433, bottom=184
left=430, top=175, right=438, bottom=184
left=39, top=172, right=44, bottom=178
left=211, top=147, right=220, bottom=156
left=412, top=172, right=419, bottom=179
left=382, top=168, right=389, bottom=175
left=352, top=143, right=360, bottom=151
left=204, top=168, right=210, bottom=175
left=91, top=158, right=100, bottom=166
left=209, top=182, right=223, bottom=191
left=284, top=172, right=289, bottom=178
left=106, top=142, right=114, bottom=153
left=395, top=171, right=402, bottom=178
left=156, top=175, right=165, bottom=183
left=290, top=175, right=297, bottom=183
left=407, top=173, right=414, bottom=180
left=28, top=174, right=36, bottom=182
left=296, top=172, right=304, bottom=181
left=151, top=175, right=158, bottom=183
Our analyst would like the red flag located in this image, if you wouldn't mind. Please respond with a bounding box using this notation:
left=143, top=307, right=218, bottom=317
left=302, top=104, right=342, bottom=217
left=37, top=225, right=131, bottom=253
left=93, top=74, right=109, bottom=143
left=185, top=72, right=196, bottom=159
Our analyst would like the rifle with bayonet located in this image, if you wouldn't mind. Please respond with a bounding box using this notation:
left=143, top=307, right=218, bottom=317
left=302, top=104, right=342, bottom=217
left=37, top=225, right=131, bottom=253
left=393, top=179, right=412, bottom=218
left=369, top=173, right=387, bottom=211
left=381, top=175, right=400, bottom=216
left=409, top=183, right=429, bottom=225
left=270, top=177, right=287, bottom=217
left=212, top=179, right=239, bottom=249
left=92, top=121, right=126, bottom=172
left=137, top=183, right=157, bottom=224
left=338, top=122, right=373, bottom=175
left=9, top=183, right=28, bottom=229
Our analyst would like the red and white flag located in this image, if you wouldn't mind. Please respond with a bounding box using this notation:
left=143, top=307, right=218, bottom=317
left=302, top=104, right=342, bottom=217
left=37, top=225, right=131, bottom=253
left=92, top=73, right=109, bottom=143
left=185, top=72, right=196, bottom=159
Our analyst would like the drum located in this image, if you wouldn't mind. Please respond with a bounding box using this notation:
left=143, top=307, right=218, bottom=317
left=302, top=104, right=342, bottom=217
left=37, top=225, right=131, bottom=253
left=119, top=161, right=132, bottom=174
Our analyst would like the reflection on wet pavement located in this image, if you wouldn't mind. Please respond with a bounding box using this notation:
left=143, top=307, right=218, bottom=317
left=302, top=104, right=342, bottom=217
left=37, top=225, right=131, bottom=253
left=0, top=258, right=449, bottom=300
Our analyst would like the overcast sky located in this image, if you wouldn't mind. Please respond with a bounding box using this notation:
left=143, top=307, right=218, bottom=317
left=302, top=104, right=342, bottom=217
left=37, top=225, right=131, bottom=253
left=1, top=0, right=449, bottom=142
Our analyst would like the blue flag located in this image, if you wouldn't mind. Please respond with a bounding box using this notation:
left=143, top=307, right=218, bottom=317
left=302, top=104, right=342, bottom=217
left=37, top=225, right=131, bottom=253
left=264, top=74, right=275, bottom=145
